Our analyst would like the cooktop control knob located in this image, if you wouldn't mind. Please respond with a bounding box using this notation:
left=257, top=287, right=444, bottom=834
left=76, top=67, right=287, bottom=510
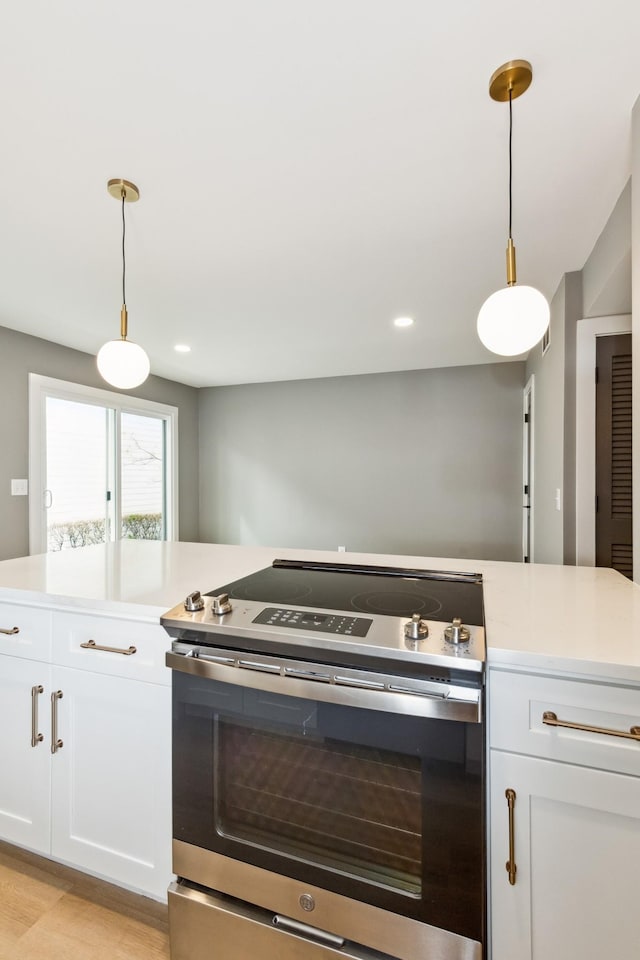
left=444, top=617, right=470, bottom=645
left=184, top=591, right=204, bottom=612
left=210, top=593, right=233, bottom=616
left=404, top=613, right=429, bottom=641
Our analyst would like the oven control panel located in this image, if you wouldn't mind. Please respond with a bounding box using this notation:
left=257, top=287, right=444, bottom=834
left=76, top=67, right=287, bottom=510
left=253, top=607, right=372, bottom=637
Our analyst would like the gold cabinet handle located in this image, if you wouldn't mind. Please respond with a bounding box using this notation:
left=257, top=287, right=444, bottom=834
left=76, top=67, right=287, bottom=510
left=542, top=710, right=640, bottom=742
left=0, top=626, right=19, bottom=635
left=50, top=690, right=63, bottom=754
left=505, top=788, right=517, bottom=885
left=31, top=685, right=44, bottom=748
left=80, top=639, right=137, bottom=656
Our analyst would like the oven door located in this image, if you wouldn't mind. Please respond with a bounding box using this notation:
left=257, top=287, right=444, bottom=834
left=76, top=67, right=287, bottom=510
left=168, top=648, right=484, bottom=946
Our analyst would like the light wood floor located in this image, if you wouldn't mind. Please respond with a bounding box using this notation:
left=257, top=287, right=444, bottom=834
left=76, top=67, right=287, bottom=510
left=0, top=841, right=169, bottom=960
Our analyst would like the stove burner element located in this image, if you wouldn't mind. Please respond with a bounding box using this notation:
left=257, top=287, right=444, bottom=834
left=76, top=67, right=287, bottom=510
left=352, top=591, right=443, bottom=618
left=217, top=581, right=314, bottom=606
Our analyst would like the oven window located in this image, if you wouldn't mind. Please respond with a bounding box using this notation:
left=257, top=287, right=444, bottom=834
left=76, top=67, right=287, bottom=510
left=216, top=719, right=422, bottom=895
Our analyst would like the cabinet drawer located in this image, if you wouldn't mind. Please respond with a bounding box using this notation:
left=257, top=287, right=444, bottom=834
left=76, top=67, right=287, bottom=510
left=53, top=612, right=170, bottom=685
left=0, top=603, right=52, bottom=661
left=489, top=669, right=640, bottom=776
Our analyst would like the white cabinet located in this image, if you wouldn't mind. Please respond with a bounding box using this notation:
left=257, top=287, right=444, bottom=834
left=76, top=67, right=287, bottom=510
left=0, top=603, right=52, bottom=661
left=51, top=665, right=171, bottom=899
left=52, top=610, right=170, bottom=685
left=489, top=668, right=640, bottom=960
left=0, top=654, right=51, bottom=853
left=0, top=602, right=171, bottom=900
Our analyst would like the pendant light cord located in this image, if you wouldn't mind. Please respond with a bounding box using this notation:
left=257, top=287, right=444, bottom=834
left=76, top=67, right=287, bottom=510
left=508, top=87, right=513, bottom=241
left=121, top=193, right=127, bottom=308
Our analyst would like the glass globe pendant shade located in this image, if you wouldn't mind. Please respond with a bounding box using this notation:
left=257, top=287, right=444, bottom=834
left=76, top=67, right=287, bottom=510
left=97, top=338, right=151, bottom=390
left=477, top=284, right=550, bottom=357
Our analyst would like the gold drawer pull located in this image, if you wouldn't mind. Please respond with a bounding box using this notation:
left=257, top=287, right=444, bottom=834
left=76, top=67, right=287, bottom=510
left=505, top=788, right=517, bottom=885
left=543, top=710, right=640, bottom=742
left=0, top=626, right=19, bottom=635
left=80, top=639, right=137, bottom=656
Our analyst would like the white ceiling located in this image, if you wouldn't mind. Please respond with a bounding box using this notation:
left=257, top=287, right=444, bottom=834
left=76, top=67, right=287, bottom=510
left=1, top=1, right=639, bottom=388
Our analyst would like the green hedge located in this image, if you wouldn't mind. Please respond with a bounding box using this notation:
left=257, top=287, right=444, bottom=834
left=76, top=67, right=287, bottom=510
left=48, top=513, right=162, bottom=551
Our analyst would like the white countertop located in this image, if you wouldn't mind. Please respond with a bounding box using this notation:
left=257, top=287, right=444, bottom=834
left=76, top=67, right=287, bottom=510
left=0, top=540, right=639, bottom=684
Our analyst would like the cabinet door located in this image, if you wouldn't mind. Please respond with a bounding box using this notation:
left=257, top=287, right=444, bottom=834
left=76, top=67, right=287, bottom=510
left=0, top=657, right=51, bottom=853
left=490, top=750, right=640, bottom=960
left=50, top=665, right=171, bottom=899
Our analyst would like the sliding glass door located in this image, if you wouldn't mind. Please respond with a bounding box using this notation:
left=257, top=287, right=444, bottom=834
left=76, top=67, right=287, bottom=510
left=120, top=411, right=167, bottom=542
left=45, top=397, right=111, bottom=551
left=29, top=375, right=178, bottom=555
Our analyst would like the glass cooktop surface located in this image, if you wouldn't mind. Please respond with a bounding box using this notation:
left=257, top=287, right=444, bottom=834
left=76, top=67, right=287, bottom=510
left=208, top=559, right=484, bottom=627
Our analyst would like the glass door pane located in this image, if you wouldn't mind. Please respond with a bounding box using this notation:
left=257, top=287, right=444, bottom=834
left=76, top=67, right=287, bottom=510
left=217, top=718, right=423, bottom=894
left=45, top=397, right=109, bottom=551
left=120, top=412, right=165, bottom=540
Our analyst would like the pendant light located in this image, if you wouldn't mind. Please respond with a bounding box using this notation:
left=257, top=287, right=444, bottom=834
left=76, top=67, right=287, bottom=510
left=477, top=61, right=550, bottom=356
left=97, top=179, right=150, bottom=389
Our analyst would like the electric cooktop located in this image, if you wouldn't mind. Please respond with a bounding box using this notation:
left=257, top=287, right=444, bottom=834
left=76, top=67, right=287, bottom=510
left=207, top=558, right=484, bottom=628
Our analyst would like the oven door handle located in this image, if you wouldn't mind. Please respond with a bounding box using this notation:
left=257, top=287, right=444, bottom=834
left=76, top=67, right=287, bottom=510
left=166, top=651, right=481, bottom=723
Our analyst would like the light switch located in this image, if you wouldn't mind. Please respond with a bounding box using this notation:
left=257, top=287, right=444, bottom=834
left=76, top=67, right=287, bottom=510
left=11, top=479, right=28, bottom=496
left=555, top=488, right=561, bottom=512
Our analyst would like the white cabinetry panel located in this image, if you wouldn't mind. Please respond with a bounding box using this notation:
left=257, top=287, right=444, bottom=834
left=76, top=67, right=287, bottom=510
left=0, top=603, right=52, bottom=661
left=0, top=656, right=51, bottom=853
left=490, top=750, right=640, bottom=960
left=490, top=670, right=640, bottom=775
left=489, top=664, right=640, bottom=960
left=52, top=612, right=170, bottom=685
left=0, top=604, right=172, bottom=899
left=50, top=666, right=171, bottom=899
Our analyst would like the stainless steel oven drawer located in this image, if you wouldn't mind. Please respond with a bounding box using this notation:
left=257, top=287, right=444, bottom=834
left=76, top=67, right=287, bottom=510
left=172, top=842, right=482, bottom=960
left=168, top=880, right=396, bottom=960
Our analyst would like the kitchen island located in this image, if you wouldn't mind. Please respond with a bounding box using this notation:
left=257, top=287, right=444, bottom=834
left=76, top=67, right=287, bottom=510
left=0, top=539, right=639, bottom=680
left=0, top=540, right=639, bottom=959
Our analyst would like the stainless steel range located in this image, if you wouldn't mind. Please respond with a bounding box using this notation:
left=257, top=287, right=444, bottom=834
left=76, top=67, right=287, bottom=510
left=162, top=559, right=486, bottom=960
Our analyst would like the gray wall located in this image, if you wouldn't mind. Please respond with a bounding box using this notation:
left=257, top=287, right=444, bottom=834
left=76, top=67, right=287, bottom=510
left=582, top=179, right=631, bottom=319
left=526, top=280, right=567, bottom=563
left=0, top=325, right=200, bottom=561
left=198, top=363, right=526, bottom=561
left=525, top=273, right=581, bottom=565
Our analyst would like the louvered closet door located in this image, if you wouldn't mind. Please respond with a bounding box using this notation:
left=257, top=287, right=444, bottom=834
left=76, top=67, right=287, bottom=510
left=595, top=333, right=633, bottom=578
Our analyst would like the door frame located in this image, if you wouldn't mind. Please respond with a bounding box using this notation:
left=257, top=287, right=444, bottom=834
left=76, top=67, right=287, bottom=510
left=575, top=315, right=631, bottom=565
left=522, top=376, right=535, bottom=563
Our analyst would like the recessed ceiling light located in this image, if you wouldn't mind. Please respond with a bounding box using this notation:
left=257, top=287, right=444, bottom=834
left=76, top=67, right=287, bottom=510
left=393, top=316, right=414, bottom=328
left=174, top=344, right=191, bottom=353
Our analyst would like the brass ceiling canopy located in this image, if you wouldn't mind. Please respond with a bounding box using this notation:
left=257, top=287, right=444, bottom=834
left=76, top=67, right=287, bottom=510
left=489, top=60, right=532, bottom=102
left=107, top=178, right=140, bottom=202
